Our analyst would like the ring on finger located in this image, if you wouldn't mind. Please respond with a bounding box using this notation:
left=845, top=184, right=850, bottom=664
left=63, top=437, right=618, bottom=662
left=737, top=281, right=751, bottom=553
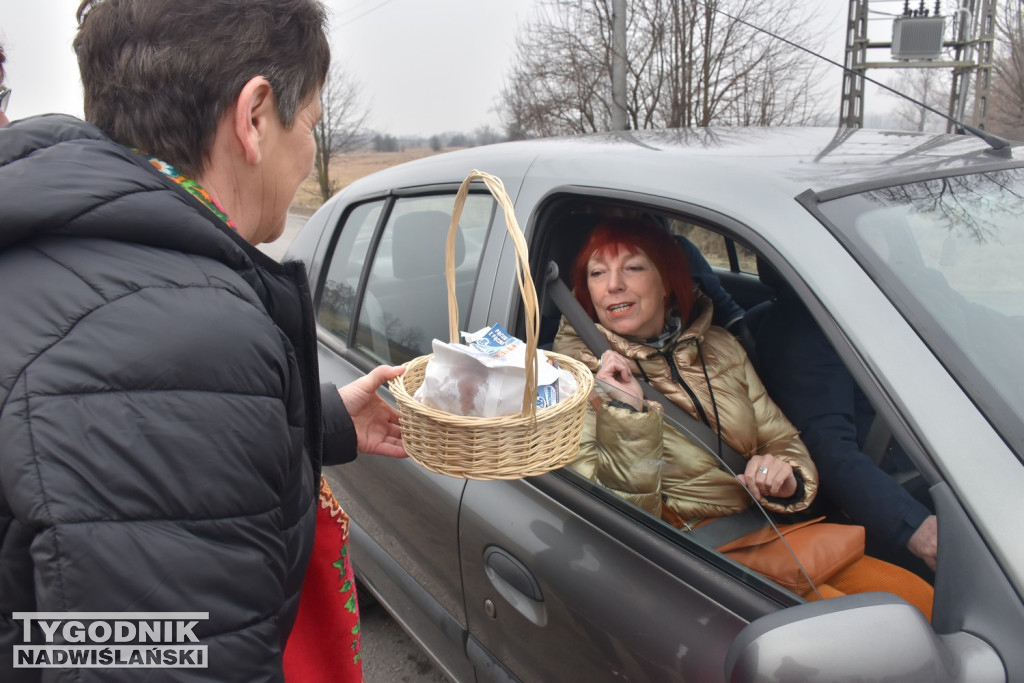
left=757, top=466, right=769, bottom=475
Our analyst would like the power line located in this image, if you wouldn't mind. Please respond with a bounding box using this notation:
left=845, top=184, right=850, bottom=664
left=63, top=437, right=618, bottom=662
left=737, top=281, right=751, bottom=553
left=336, top=0, right=385, bottom=17
left=338, top=0, right=399, bottom=27
left=690, top=0, right=1009, bottom=151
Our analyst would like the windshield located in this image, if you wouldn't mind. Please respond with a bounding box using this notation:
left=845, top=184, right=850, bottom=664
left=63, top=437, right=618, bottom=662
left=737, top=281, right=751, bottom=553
left=818, top=168, right=1024, bottom=458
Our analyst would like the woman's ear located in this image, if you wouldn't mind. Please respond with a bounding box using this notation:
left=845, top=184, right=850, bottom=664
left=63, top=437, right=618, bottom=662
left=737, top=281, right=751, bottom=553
left=232, top=76, right=275, bottom=166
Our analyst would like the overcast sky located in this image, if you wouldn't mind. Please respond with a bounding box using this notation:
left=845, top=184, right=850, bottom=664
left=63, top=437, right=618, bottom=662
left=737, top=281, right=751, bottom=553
left=0, top=0, right=538, bottom=136
left=0, top=1, right=912, bottom=137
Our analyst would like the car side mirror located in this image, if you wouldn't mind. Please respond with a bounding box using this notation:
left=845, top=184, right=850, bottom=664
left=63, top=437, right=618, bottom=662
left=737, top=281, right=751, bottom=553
left=725, top=593, right=1004, bottom=682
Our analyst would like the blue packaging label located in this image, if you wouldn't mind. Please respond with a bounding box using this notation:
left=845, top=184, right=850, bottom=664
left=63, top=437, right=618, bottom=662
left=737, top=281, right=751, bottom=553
left=536, top=384, right=558, bottom=409
left=467, top=324, right=520, bottom=358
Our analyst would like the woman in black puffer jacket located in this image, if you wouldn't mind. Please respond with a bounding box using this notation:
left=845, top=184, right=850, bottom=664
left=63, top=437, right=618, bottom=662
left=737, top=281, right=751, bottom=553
left=0, top=2, right=404, bottom=681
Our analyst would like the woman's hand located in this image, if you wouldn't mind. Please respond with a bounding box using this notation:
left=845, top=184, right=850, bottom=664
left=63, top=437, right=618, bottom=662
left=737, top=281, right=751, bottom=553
left=337, top=365, right=407, bottom=458
left=589, top=350, right=645, bottom=412
left=737, top=453, right=797, bottom=500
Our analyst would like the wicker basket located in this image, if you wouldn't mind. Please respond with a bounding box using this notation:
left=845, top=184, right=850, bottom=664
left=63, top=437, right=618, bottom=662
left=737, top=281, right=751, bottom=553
left=388, top=170, right=593, bottom=480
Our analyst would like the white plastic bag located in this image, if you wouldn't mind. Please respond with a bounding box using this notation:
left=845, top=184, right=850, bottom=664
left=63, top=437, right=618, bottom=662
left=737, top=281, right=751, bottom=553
left=414, top=324, right=577, bottom=417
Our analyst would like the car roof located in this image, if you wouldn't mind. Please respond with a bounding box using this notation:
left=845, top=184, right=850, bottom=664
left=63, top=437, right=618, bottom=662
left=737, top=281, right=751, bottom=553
left=340, top=127, right=1020, bottom=206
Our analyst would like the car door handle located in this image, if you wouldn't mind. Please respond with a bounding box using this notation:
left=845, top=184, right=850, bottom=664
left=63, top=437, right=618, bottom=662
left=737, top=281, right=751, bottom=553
left=483, top=546, right=547, bottom=626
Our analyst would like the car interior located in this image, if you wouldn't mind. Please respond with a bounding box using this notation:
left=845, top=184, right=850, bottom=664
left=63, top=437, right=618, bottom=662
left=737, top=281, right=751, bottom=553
left=524, top=194, right=935, bottom=599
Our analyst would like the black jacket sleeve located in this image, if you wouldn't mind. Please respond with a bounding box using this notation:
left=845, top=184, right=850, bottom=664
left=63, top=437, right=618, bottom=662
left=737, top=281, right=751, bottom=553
left=755, top=299, right=931, bottom=549
left=321, top=382, right=359, bottom=466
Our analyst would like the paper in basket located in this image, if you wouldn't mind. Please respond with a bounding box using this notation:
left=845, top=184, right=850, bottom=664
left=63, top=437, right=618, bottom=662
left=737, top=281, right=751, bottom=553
left=414, top=324, right=577, bottom=418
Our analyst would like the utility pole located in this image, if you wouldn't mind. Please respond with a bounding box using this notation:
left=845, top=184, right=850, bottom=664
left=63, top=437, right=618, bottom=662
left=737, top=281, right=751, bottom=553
left=611, top=0, right=628, bottom=131
left=840, top=0, right=869, bottom=128
left=839, top=0, right=993, bottom=130
left=969, top=0, right=995, bottom=129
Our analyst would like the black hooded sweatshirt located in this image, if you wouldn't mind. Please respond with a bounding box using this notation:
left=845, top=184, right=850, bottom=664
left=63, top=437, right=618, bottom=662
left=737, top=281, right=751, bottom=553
left=0, top=114, right=357, bottom=682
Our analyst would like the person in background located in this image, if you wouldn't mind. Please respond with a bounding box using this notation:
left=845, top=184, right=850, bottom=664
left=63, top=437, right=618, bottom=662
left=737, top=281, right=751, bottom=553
left=750, top=275, right=937, bottom=576
left=0, top=1, right=403, bottom=681
left=0, top=43, right=10, bottom=126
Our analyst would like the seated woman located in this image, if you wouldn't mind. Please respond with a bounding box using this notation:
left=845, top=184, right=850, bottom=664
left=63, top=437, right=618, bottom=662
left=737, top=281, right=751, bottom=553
left=552, top=216, right=934, bottom=615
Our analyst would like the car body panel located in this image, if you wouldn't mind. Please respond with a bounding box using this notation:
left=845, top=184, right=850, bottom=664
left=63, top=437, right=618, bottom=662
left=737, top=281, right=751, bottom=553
left=459, top=478, right=748, bottom=682
left=288, top=127, right=1024, bottom=682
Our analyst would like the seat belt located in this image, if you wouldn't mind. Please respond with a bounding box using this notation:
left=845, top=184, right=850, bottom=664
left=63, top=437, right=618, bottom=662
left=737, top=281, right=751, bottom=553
left=863, top=413, right=921, bottom=485
left=862, top=413, right=891, bottom=467
left=684, top=506, right=770, bottom=548
left=545, top=262, right=749, bottom=475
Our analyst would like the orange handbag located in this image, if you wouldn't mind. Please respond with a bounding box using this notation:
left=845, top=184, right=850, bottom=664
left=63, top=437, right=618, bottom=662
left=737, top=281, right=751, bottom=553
left=716, top=516, right=865, bottom=594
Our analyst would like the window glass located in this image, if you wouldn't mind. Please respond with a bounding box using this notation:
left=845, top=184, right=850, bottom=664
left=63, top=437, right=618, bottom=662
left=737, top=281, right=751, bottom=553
left=669, top=222, right=729, bottom=268
left=317, top=200, right=385, bottom=342
left=819, top=169, right=1024, bottom=461
left=734, top=242, right=758, bottom=274
left=567, top=375, right=825, bottom=599
left=668, top=221, right=757, bottom=273
left=355, top=194, right=494, bottom=365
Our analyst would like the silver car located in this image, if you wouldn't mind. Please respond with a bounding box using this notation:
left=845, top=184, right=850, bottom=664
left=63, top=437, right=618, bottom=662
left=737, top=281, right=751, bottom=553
left=286, top=127, right=1024, bottom=682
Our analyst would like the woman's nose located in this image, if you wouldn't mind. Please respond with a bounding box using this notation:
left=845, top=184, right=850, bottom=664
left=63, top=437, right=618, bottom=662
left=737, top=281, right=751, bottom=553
left=607, top=269, right=625, bottom=291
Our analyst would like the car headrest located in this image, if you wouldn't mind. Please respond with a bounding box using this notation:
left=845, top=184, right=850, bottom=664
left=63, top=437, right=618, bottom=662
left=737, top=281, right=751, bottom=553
left=391, top=210, right=465, bottom=279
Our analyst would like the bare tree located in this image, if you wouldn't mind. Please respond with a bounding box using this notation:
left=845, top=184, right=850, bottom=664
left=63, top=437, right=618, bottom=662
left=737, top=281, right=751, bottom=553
left=498, top=0, right=828, bottom=138
left=473, top=125, right=505, bottom=146
left=314, top=64, right=370, bottom=203
left=990, top=0, right=1024, bottom=138
left=886, top=68, right=951, bottom=132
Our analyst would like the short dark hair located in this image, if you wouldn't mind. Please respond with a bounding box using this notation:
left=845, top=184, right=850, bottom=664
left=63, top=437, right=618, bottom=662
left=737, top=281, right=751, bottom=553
left=571, top=217, right=695, bottom=324
left=74, top=0, right=330, bottom=177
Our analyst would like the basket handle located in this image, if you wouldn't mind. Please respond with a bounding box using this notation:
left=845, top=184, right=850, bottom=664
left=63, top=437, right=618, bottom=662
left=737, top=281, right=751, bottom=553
left=447, top=170, right=539, bottom=418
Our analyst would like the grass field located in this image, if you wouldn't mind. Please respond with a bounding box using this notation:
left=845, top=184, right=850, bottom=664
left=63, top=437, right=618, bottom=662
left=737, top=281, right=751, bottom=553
left=292, top=147, right=445, bottom=211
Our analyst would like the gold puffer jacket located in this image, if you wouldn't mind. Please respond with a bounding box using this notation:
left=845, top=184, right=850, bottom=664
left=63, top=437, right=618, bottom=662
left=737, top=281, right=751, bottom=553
left=552, top=294, right=818, bottom=522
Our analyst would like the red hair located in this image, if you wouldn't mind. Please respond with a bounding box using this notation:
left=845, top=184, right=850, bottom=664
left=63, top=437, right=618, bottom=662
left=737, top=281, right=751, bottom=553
left=571, top=217, right=695, bottom=325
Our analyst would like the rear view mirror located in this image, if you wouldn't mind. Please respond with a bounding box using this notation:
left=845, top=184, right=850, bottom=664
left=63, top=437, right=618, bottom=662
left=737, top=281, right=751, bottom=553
left=726, top=593, right=1004, bottom=682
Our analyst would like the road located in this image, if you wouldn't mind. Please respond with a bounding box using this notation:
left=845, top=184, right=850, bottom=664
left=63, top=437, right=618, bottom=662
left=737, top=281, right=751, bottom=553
left=255, top=210, right=313, bottom=262
left=262, top=211, right=451, bottom=683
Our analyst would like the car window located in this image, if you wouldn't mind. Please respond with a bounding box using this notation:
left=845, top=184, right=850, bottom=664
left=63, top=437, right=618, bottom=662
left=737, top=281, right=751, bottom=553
left=354, top=194, right=494, bottom=365
left=537, top=198, right=932, bottom=607
left=670, top=222, right=730, bottom=268
left=819, top=169, right=1024, bottom=461
left=667, top=221, right=757, bottom=274
left=317, top=200, right=385, bottom=343
left=568, top=378, right=831, bottom=601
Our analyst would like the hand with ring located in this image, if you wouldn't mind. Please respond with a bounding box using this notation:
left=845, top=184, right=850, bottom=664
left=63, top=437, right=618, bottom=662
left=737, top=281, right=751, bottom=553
left=737, top=454, right=797, bottom=501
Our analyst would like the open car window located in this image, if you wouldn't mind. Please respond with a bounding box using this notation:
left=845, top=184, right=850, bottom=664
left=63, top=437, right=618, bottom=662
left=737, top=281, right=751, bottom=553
left=567, top=375, right=835, bottom=601
left=533, top=195, right=933, bottom=608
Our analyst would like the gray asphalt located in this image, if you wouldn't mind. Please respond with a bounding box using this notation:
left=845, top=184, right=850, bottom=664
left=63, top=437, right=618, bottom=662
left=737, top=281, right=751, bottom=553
left=262, top=211, right=451, bottom=683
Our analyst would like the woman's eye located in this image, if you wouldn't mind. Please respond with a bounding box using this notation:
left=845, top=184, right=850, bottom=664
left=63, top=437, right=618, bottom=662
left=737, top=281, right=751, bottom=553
left=589, top=269, right=605, bottom=278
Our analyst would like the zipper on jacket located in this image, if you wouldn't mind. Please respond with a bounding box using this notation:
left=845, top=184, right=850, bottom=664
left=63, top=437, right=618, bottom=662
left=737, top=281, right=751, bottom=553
left=635, top=351, right=712, bottom=427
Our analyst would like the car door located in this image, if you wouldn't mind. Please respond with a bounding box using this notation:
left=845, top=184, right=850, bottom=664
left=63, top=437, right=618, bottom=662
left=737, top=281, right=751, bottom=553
left=312, top=190, right=496, bottom=681
left=454, top=196, right=845, bottom=682
left=457, top=370, right=869, bottom=683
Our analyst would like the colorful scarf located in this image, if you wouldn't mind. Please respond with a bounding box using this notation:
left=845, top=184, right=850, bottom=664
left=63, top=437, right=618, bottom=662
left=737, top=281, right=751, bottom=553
left=136, top=152, right=236, bottom=229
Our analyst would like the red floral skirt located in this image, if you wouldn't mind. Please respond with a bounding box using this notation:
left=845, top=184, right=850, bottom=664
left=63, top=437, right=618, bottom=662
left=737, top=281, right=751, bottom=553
left=283, top=477, right=364, bottom=682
